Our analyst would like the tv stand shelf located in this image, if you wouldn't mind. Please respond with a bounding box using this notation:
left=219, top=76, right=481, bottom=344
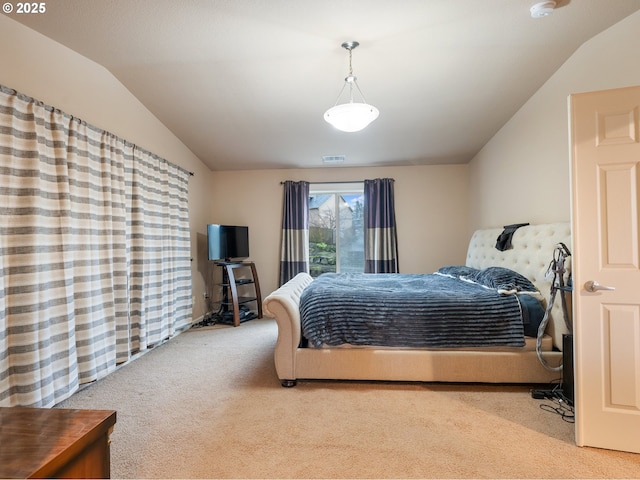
left=216, top=261, right=262, bottom=327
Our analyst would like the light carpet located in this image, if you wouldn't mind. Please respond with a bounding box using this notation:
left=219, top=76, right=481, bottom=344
left=56, top=318, right=640, bottom=478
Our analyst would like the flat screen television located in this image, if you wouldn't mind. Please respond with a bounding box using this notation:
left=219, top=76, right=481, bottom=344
left=207, top=224, right=249, bottom=261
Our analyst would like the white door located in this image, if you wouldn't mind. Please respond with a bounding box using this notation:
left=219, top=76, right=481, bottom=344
left=570, top=85, right=640, bottom=454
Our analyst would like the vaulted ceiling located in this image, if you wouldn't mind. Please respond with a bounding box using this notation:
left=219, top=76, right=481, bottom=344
left=11, top=0, right=640, bottom=170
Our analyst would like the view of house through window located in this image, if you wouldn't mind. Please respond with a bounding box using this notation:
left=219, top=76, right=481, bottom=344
left=309, top=182, right=364, bottom=277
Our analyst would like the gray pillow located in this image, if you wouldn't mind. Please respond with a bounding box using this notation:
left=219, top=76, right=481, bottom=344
left=465, top=267, right=537, bottom=292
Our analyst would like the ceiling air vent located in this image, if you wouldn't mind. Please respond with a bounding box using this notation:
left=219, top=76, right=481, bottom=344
left=322, top=155, right=345, bottom=164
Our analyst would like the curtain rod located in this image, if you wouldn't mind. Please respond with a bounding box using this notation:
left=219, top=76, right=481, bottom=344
left=1, top=84, right=196, bottom=179
left=280, top=179, right=394, bottom=185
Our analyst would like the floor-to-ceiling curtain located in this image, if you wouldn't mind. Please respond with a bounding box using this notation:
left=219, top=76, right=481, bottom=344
left=0, top=85, right=192, bottom=407
left=364, top=178, right=399, bottom=273
left=125, top=147, right=192, bottom=354
left=279, top=181, right=309, bottom=286
left=0, top=86, right=129, bottom=406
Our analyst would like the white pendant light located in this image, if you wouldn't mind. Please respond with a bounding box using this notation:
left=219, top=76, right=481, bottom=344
left=324, top=41, right=379, bottom=133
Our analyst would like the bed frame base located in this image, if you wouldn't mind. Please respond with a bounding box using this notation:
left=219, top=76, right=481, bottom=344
left=288, top=347, right=562, bottom=385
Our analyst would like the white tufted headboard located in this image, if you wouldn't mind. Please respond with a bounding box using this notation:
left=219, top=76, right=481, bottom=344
left=466, top=222, right=572, bottom=350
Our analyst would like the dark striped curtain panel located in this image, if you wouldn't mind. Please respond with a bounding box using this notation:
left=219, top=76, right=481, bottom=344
left=364, top=178, right=399, bottom=273
left=0, top=85, right=192, bottom=407
left=279, top=180, right=310, bottom=286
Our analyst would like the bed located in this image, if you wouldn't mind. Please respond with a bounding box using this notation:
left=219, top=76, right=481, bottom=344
left=263, top=223, right=571, bottom=386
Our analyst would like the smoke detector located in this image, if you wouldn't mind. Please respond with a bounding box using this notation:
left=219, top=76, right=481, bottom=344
left=530, top=1, right=556, bottom=18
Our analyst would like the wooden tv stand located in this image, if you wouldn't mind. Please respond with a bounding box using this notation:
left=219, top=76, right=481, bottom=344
left=0, top=407, right=117, bottom=479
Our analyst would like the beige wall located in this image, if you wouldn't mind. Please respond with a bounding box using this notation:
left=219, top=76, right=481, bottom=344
left=208, top=165, right=469, bottom=296
left=468, top=10, right=640, bottom=231
left=0, top=16, right=214, bottom=320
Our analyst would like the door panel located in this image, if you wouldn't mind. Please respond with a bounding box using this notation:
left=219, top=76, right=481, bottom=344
left=598, top=164, right=638, bottom=267
left=602, top=304, right=640, bottom=408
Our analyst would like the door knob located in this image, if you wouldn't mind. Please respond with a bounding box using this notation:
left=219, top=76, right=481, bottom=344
left=584, top=280, right=615, bottom=293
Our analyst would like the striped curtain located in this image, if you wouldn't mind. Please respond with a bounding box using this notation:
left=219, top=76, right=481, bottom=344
left=364, top=178, right=399, bottom=273
left=125, top=148, right=192, bottom=355
left=279, top=181, right=309, bottom=286
left=0, top=85, right=192, bottom=407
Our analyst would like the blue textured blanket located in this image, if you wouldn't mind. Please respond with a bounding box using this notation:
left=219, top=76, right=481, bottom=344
left=299, top=273, right=527, bottom=348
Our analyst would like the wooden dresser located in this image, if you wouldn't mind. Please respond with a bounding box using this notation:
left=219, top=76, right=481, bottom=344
left=0, top=407, right=117, bottom=479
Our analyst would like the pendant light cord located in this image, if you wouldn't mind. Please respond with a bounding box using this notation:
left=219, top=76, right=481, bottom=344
left=330, top=43, right=370, bottom=106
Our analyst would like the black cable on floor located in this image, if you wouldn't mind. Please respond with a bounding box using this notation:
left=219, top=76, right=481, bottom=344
left=539, top=395, right=574, bottom=423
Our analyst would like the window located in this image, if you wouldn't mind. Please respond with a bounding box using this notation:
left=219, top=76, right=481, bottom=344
left=308, top=183, right=364, bottom=277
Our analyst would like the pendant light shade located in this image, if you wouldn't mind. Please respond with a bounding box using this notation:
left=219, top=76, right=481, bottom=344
left=323, top=93, right=379, bottom=133
left=324, top=41, right=379, bottom=132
